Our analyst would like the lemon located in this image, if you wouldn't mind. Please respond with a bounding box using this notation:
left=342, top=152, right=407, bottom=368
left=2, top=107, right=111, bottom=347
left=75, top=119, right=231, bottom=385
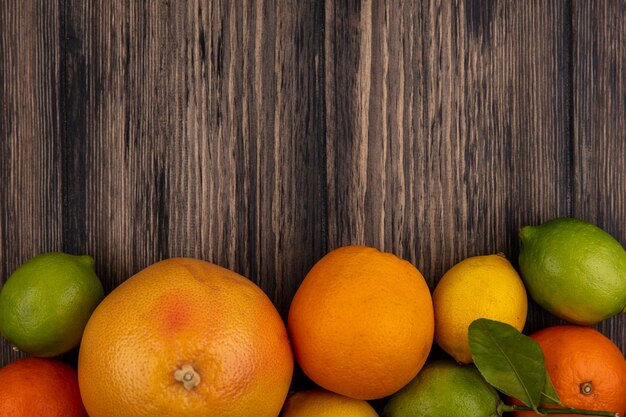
left=383, top=360, right=502, bottom=417
left=519, top=217, right=626, bottom=325
left=281, top=389, right=379, bottom=417
left=432, top=254, right=527, bottom=363
left=0, top=252, right=104, bottom=357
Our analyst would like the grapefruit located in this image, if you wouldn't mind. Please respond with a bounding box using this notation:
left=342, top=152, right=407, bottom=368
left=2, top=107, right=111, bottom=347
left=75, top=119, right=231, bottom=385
left=78, top=258, right=293, bottom=417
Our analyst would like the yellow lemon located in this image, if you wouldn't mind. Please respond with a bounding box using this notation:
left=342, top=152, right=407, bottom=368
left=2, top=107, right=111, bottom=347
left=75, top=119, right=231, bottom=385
left=281, top=389, right=379, bottom=417
left=433, top=254, right=527, bottom=363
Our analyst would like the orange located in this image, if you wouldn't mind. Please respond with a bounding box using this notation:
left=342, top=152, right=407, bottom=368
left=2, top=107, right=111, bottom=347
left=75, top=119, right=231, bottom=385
left=0, top=357, right=87, bottom=417
left=287, top=245, right=434, bottom=400
left=78, top=258, right=293, bottom=417
left=511, top=325, right=626, bottom=416
left=281, top=388, right=379, bottom=416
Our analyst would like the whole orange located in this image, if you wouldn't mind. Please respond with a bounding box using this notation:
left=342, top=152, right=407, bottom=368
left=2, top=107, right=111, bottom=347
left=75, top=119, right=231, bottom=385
left=78, top=258, right=293, bottom=417
left=281, top=388, right=379, bottom=416
left=511, top=325, right=626, bottom=416
left=287, top=245, right=434, bottom=400
left=0, top=357, right=87, bottom=417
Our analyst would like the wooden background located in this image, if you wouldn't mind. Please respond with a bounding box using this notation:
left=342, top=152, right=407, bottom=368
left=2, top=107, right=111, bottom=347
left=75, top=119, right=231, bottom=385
left=1, top=0, right=624, bottom=375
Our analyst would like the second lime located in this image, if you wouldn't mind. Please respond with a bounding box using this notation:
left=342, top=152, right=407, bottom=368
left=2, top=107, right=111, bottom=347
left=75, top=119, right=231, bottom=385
left=383, top=360, right=503, bottom=417
left=518, top=217, right=626, bottom=325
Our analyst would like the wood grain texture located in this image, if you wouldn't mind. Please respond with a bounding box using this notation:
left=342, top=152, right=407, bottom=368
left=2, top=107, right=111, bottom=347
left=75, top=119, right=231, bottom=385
left=325, top=0, right=572, bottom=334
left=56, top=0, right=326, bottom=313
left=572, top=0, right=626, bottom=349
left=0, top=0, right=326, bottom=366
left=0, top=0, right=63, bottom=364
left=324, top=0, right=624, bottom=352
left=0, top=0, right=625, bottom=369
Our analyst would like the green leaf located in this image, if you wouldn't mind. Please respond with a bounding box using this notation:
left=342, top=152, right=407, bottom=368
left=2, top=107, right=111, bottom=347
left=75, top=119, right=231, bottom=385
left=540, top=369, right=563, bottom=406
left=468, top=319, right=545, bottom=412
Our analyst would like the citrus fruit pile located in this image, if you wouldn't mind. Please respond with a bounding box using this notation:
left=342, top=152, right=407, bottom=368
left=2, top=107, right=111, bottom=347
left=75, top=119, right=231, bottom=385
left=0, top=217, right=624, bottom=417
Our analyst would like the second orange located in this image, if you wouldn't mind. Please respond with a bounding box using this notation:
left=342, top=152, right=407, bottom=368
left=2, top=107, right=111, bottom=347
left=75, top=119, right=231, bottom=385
left=288, top=245, right=434, bottom=400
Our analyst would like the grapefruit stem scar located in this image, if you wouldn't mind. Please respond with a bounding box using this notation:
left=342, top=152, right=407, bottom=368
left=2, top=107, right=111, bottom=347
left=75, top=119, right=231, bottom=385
left=174, top=364, right=200, bottom=390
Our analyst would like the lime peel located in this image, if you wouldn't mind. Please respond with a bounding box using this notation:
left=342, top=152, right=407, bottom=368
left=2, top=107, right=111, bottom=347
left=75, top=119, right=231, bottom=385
left=0, top=252, right=104, bottom=357
left=518, top=217, right=626, bottom=325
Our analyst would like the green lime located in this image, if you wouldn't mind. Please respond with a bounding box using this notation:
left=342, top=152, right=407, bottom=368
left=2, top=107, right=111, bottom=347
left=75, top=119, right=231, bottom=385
left=0, top=252, right=104, bottom=356
left=382, top=360, right=502, bottom=417
left=518, top=217, right=626, bottom=325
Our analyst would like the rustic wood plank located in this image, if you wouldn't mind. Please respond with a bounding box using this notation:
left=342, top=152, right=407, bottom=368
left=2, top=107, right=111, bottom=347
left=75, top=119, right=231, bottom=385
left=572, top=0, right=626, bottom=351
left=325, top=0, right=571, bottom=285
left=0, top=1, right=63, bottom=366
left=58, top=0, right=326, bottom=317
left=2, top=0, right=625, bottom=368
left=0, top=0, right=326, bottom=366
left=325, top=0, right=572, bottom=336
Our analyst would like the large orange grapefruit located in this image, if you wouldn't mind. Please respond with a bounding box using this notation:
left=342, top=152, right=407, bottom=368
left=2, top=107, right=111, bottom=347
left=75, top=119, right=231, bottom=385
left=288, top=245, right=434, bottom=400
left=78, top=258, right=293, bottom=417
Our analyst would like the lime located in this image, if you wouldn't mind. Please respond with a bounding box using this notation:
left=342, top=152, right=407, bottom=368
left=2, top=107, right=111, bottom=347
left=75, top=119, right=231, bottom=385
left=432, top=254, right=527, bottom=363
left=0, top=252, right=104, bottom=356
left=383, top=360, right=502, bottom=417
left=282, top=389, right=379, bottom=417
left=518, top=217, right=626, bottom=325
